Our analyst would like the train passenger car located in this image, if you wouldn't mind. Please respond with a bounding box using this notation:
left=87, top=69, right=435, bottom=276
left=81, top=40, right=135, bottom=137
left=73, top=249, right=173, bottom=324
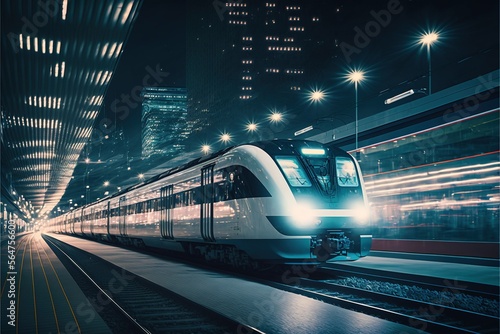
left=46, top=140, right=372, bottom=266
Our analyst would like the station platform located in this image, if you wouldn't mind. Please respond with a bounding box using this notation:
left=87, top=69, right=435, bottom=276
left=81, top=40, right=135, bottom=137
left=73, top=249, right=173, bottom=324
left=328, top=251, right=500, bottom=288
left=0, top=232, right=111, bottom=334
left=44, top=233, right=423, bottom=333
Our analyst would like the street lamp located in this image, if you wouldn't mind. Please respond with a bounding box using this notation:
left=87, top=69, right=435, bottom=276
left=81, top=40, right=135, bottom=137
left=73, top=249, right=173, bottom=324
left=346, top=69, right=365, bottom=154
left=269, top=112, right=282, bottom=123
left=246, top=122, right=258, bottom=132
left=308, top=89, right=325, bottom=103
left=201, top=144, right=211, bottom=154
left=419, top=32, right=439, bottom=94
left=220, top=133, right=231, bottom=144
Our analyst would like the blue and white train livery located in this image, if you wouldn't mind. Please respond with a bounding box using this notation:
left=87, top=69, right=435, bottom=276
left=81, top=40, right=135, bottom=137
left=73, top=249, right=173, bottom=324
left=46, top=140, right=372, bottom=267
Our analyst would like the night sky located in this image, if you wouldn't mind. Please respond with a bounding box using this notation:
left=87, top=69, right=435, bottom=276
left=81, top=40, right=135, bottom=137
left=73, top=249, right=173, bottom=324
left=100, top=0, right=498, bottom=155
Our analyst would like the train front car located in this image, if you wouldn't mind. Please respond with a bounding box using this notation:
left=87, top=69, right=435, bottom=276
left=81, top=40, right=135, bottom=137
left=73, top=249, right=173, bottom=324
left=246, top=140, right=372, bottom=263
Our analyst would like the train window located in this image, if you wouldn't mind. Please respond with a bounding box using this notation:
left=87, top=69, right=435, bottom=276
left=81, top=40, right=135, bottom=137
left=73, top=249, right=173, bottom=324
left=335, top=157, right=359, bottom=187
left=175, top=193, right=182, bottom=207
left=305, top=157, right=334, bottom=193
left=276, top=156, right=312, bottom=187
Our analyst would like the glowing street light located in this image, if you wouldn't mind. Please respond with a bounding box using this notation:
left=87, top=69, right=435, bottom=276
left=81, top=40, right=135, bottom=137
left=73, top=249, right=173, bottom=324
left=346, top=69, right=365, bottom=153
left=419, top=31, right=439, bottom=94
left=309, top=89, right=325, bottom=102
left=246, top=122, right=258, bottom=132
left=138, top=173, right=145, bottom=180
left=269, top=111, right=283, bottom=123
left=220, top=133, right=231, bottom=143
left=201, top=144, right=211, bottom=154
left=103, top=181, right=110, bottom=187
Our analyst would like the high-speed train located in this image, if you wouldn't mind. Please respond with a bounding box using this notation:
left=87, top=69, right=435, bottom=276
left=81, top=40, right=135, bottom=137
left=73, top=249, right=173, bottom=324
left=46, top=140, right=372, bottom=267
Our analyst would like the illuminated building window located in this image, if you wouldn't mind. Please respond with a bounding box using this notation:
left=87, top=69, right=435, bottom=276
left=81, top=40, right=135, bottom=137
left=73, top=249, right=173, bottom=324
left=285, top=69, right=304, bottom=74
left=289, top=17, right=301, bottom=21
left=242, top=46, right=253, bottom=51
left=242, top=36, right=253, bottom=41
left=268, top=46, right=301, bottom=52
left=290, top=27, right=305, bottom=31
left=312, top=17, right=320, bottom=22
left=265, top=68, right=280, bottom=73
left=242, top=60, right=253, bottom=64
left=290, top=86, right=301, bottom=91
left=266, top=3, right=276, bottom=7
left=226, top=2, right=247, bottom=7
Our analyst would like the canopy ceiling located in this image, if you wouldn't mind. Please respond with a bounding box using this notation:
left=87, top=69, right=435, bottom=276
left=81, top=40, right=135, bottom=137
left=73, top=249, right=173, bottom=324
left=1, top=0, right=143, bottom=217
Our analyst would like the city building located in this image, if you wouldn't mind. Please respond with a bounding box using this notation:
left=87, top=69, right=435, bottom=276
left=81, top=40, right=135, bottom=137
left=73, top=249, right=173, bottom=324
left=141, top=87, right=189, bottom=158
left=186, top=0, right=339, bottom=146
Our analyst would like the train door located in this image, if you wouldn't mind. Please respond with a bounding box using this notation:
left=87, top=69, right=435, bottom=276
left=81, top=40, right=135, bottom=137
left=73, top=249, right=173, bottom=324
left=160, top=185, right=174, bottom=239
left=69, top=212, right=75, bottom=234
left=80, top=208, right=85, bottom=234
left=201, top=164, right=215, bottom=241
left=106, top=201, right=110, bottom=235
left=119, top=196, right=127, bottom=236
left=90, top=207, right=95, bottom=235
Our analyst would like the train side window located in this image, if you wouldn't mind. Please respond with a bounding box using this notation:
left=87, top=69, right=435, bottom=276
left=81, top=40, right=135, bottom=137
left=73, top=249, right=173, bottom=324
left=192, top=187, right=201, bottom=205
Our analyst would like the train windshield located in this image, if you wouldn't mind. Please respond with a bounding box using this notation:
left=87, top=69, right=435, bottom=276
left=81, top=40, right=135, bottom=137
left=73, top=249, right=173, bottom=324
left=276, top=156, right=312, bottom=187
left=302, top=154, right=359, bottom=194
left=335, top=157, right=359, bottom=187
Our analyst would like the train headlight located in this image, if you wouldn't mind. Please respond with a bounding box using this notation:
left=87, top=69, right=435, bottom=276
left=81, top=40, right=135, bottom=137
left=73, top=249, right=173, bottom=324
left=352, top=204, right=370, bottom=224
left=291, top=202, right=321, bottom=227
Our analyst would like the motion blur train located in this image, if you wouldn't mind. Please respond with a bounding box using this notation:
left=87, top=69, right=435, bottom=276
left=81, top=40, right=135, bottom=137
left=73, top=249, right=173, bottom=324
left=46, top=140, right=372, bottom=267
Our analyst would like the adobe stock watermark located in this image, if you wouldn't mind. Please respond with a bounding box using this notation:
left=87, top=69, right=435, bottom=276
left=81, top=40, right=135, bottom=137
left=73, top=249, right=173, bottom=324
left=213, top=0, right=243, bottom=21
left=408, top=279, right=468, bottom=332
left=232, top=245, right=332, bottom=334
left=397, top=72, right=497, bottom=169
left=340, top=0, right=404, bottom=63
left=7, top=0, right=62, bottom=53
left=88, top=64, right=170, bottom=147
left=49, top=268, right=135, bottom=334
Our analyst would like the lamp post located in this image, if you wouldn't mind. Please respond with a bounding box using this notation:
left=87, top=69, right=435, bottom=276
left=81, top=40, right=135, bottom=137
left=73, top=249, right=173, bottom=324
left=419, top=32, right=438, bottom=94
left=347, top=70, right=365, bottom=155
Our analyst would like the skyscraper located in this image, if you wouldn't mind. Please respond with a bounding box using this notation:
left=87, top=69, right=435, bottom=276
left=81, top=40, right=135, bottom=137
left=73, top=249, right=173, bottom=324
left=186, top=0, right=339, bottom=144
left=141, top=87, right=189, bottom=158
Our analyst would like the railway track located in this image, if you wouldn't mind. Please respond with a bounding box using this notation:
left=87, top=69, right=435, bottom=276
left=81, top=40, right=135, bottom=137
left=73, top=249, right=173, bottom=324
left=43, top=234, right=262, bottom=334
left=36, top=233, right=499, bottom=333
left=262, top=266, right=499, bottom=334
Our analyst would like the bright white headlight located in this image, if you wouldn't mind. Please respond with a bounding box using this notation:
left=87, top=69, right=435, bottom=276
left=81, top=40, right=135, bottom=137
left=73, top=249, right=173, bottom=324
left=291, top=202, right=321, bottom=227
left=352, top=204, right=370, bottom=224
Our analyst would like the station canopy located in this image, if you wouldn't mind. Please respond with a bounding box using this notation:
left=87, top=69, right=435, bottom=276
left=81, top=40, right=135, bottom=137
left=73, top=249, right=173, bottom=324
left=1, top=0, right=143, bottom=217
